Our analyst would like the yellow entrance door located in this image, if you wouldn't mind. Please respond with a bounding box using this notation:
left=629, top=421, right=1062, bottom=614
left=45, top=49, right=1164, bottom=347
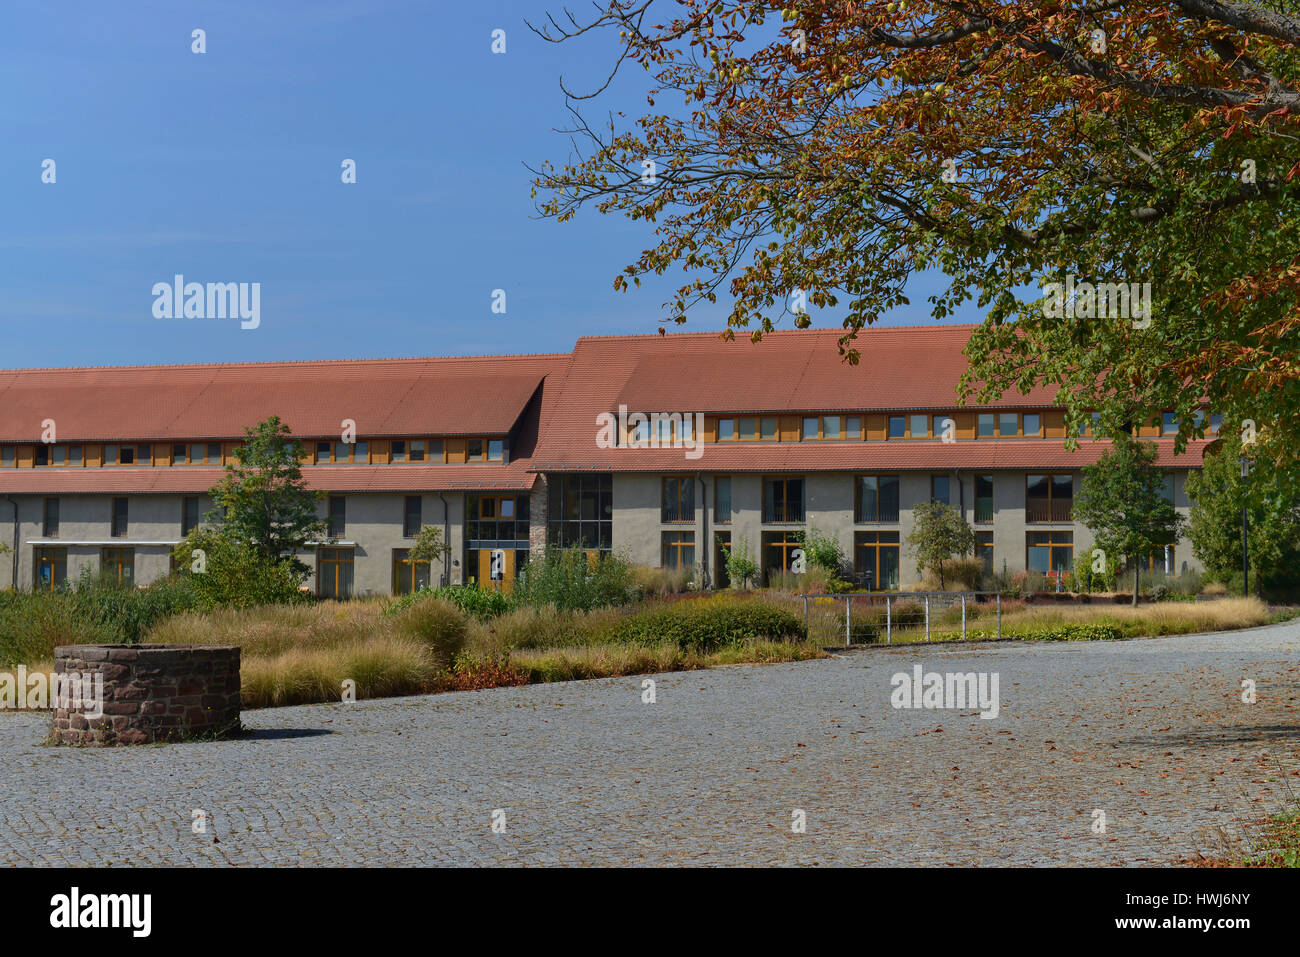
left=478, top=549, right=515, bottom=594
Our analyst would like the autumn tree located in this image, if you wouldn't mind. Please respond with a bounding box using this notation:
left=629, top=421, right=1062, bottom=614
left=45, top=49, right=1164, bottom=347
left=533, top=1, right=1300, bottom=476
left=1072, top=431, right=1186, bottom=604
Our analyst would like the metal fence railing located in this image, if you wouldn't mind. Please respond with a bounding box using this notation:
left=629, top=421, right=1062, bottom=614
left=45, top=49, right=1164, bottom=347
left=796, top=591, right=1005, bottom=646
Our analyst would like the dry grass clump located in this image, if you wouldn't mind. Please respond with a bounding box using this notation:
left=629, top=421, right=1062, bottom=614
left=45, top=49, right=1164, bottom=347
left=465, top=605, right=622, bottom=656
left=239, top=635, right=434, bottom=708
left=147, top=600, right=389, bottom=656
left=629, top=564, right=695, bottom=596
left=1000, top=596, right=1270, bottom=636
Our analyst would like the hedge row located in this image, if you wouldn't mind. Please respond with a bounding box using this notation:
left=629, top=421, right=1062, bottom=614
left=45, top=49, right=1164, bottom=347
left=611, top=599, right=806, bottom=651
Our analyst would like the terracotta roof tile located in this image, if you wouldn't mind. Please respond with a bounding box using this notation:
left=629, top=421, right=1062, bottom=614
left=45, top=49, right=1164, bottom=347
left=0, top=465, right=536, bottom=495
left=610, top=326, right=1040, bottom=414
left=0, top=354, right=568, bottom=442
left=0, top=325, right=1208, bottom=483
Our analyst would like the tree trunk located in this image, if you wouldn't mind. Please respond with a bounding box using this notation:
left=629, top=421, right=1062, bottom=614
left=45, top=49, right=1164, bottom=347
left=1132, top=561, right=1139, bottom=607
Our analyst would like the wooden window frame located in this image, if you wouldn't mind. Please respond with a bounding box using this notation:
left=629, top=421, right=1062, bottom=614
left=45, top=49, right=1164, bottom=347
left=853, top=530, right=901, bottom=591
left=103, top=444, right=151, bottom=467
left=930, top=473, right=950, bottom=505
left=327, top=496, right=347, bottom=537
left=762, top=475, right=805, bottom=524
left=975, top=531, right=994, bottom=572
left=714, top=476, right=731, bottom=524
left=34, top=546, right=68, bottom=592
left=661, top=530, right=696, bottom=570
left=35, top=444, right=83, bottom=468
left=171, top=442, right=224, bottom=466
left=111, top=497, right=129, bottom=538
left=101, top=547, right=135, bottom=586
left=392, top=548, right=432, bottom=595
left=1026, top=531, right=1074, bottom=578
left=974, top=475, right=995, bottom=524
left=1026, top=474, right=1074, bottom=524
left=317, top=547, right=355, bottom=599
left=761, top=530, right=805, bottom=583
left=403, top=496, right=422, bottom=538
left=661, top=476, right=695, bottom=524
left=182, top=496, right=201, bottom=536
left=855, top=474, right=900, bottom=524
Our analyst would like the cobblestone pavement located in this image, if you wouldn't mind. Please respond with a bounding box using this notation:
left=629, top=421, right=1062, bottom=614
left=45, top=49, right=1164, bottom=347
left=4, top=620, right=1299, bottom=866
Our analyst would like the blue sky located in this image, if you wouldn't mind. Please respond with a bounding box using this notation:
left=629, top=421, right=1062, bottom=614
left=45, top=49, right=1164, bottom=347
left=0, top=0, right=977, bottom=369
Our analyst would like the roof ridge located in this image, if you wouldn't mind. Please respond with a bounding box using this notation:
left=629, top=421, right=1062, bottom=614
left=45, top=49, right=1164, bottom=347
left=573, top=323, right=979, bottom=343
left=0, top=350, right=574, bottom=375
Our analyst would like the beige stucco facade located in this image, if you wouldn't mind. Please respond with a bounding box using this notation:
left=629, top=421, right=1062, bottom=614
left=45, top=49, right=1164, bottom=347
left=0, top=469, right=1199, bottom=595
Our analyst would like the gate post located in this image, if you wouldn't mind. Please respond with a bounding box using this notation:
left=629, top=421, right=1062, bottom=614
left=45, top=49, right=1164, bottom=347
left=924, top=595, right=931, bottom=642
left=886, top=596, right=892, bottom=644
left=961, top=593, right=967, bottom=641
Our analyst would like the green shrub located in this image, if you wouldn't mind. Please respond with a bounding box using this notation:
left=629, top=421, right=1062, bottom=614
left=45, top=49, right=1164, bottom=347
left=171, top=532, right=310, bottom=609
left=0, top=591, right=98, bottom=665
left=392, top=598, right=470, bottom=668
left=942, top=623, right=1125, bottom=642
left=1016, top=623, right=1124, bottom=641
left=722, top=536, right=759, bottom=589
left=1072, top=551, right=1119, bottom=592
left=467, top=605, right=621, bottom=655
left=67, top=572, right=201, bottom=644
left=384, top=584, right=510, bottom=620
left=797, top=525, right=847, bottom=576
left=612, top=598, right=806, bottom=651
left=0, top=573, right=203, bottom=664
left=513, top=548, right=637, bottom=611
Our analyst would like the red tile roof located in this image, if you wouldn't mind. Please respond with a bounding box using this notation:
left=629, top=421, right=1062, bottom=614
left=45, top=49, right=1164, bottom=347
left=0, top=325, right=1209, bottom=488
left=0, top=354, right=567, bottom=442
left=529, top=326, right=1205, bottom=470
left=610, top=325, right=1052, bottom=415
left=0, top=465, right=537, bottom=495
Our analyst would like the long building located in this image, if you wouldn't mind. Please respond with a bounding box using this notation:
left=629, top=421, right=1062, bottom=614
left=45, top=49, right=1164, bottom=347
left=0, top=325, right=1211, bottom=595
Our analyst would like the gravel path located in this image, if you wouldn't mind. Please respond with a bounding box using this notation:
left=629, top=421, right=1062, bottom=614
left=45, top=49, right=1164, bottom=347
left=3, top=620, right=1298, bottom=866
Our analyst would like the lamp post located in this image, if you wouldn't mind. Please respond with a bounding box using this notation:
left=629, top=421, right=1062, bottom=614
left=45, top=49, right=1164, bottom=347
left=1239, top=456, right=1252, bottom=597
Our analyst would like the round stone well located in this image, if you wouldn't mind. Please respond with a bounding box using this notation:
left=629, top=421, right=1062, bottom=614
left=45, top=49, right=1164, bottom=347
left=51, top=644, right=241, bottom=746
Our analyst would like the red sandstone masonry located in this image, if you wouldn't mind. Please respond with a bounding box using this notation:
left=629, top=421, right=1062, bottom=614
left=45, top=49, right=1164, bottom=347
left=51, top=644, right=240, bottom=746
